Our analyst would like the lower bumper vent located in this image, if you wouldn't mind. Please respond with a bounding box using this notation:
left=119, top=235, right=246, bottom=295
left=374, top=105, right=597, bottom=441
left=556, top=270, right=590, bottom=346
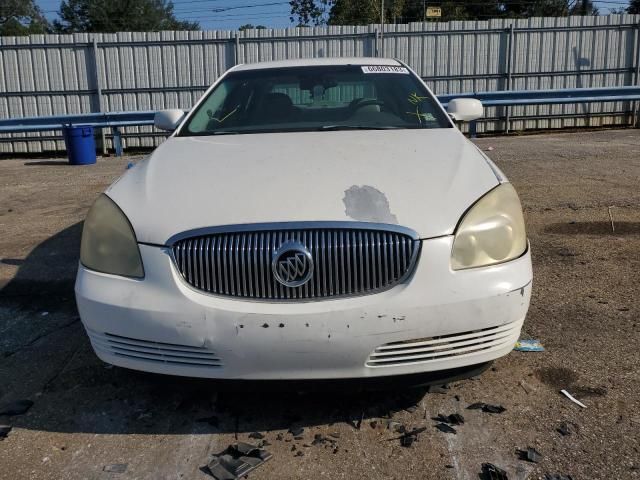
left=366, top=321, right=521, bottom=368
left=87, top=330, right=222, bottom=368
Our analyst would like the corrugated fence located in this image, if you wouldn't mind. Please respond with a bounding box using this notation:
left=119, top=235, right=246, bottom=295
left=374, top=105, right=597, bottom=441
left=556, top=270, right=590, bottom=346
left=1, top=14, right=639, bottom=153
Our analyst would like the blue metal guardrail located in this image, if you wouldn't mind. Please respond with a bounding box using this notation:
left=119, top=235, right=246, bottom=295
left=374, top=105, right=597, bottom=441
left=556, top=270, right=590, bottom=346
left=1, top=86, right=639, bottom=156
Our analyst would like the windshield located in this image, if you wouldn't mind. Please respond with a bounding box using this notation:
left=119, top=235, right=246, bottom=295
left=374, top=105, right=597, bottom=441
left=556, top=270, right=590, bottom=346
left=178, top=65, right=452, bottom=136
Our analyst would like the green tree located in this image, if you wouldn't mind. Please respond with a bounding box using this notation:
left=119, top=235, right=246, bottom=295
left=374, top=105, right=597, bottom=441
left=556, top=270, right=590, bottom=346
left=502, top=0, right=570, bottom=17
left=629, top=0, right=640, bottom=14
left=290, top=0, right=332, bottom=25
left=569, top=0, right=599, bottom=15
left=0, top=0, right=50, bottom=36
left=239, top=24, right=267, bottom=31
left=54, top=0, right=199, bottom=33
left=290, top=0, right=602, bottom=25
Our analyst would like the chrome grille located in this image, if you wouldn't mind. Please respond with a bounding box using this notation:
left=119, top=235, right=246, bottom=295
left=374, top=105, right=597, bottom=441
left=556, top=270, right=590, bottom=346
left=171, top=224, right=420, bottom=301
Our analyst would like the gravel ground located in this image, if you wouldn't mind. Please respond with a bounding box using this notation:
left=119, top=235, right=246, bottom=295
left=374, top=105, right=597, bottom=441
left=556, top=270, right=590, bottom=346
left=0, top=129, right=639, bottom=480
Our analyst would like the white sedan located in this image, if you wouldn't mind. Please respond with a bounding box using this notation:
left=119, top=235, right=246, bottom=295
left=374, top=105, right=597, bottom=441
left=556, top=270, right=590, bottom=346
left=75, top=57, right=531, bottom=384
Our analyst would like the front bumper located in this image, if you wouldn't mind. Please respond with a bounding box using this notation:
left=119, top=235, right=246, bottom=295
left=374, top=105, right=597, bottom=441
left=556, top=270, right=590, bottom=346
left=75, top=236, right=532, bottom=380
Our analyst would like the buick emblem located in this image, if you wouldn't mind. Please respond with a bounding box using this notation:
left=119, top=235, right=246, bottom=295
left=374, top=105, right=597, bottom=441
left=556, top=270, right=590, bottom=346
left=272, top=241, right=314, bottom=288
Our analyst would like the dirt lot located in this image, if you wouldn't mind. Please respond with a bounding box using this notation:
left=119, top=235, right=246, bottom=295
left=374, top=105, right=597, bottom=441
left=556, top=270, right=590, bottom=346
left=0, top=129, right=639, bottom=480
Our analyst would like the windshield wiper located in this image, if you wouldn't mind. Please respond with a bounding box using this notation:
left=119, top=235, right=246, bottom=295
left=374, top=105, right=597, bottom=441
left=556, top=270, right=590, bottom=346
left=318, top=125, right=403, bottom=131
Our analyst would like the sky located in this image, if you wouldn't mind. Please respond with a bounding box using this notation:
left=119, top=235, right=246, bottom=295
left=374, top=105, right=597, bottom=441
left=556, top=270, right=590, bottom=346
left=36, top=1, right=632, bottom=32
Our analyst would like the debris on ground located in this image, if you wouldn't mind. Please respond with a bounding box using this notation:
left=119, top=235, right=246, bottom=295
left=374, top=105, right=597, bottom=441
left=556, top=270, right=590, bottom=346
left=557, top=422, right=573, bottom=436
left=399, top=434, right=415, bottom=447
left=205, top=442, right=272, bottom=480
left=560, top=390, right=587, bottom=408
left=0, top=399, right=34, bottom=416
left=311, top=433, right=336, bottom=447
left=0, top=425, right=12, bottom=440
left=353, top=412, right=364, bottom=429
left=433, top=413, right=465, bottom=425
left=467, top=402, right=506, bottom=414
left=481, top=463, right=509, bottom=480
left=369, top=420, right=378, bottom=429
left=386, top=426, right=428, bottom=447
left=518, top=447, right=543, bottom=463
left=288, top=426, right=304, bottom=437
left=248, top=432, right=264, bottom=440
left=295, top=451, right=304, bottom=457
left=514, top=339, right=545, bottom=352
left=103, top=464, right=127, bottom=474
left=544, top=475, right=574, bottom=480
left=519, top=380, right=534, bottom=394
left=328, top=432, right=340, bottom=439
left=429, top=384, right=449, bottom=394
left=435, top=423, right=457, bottom=434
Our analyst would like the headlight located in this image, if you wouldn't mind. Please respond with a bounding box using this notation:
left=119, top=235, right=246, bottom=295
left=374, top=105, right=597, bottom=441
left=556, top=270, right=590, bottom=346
left=80, top=194, right=144, bottom=278
left=451, top=183, right=527, bottom=270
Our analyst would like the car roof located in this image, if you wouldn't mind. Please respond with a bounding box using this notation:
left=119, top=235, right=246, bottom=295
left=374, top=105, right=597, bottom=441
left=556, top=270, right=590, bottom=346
left=231, top=57, right=402, bottom=71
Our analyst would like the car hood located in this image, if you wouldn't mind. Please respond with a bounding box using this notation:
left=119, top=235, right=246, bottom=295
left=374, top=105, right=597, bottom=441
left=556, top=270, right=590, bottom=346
left=107, top=129, right=500, bottom=244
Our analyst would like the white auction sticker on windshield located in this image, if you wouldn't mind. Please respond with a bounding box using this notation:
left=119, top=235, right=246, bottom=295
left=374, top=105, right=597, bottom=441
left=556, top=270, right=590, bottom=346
left=361, top=65, right=409, bottom=74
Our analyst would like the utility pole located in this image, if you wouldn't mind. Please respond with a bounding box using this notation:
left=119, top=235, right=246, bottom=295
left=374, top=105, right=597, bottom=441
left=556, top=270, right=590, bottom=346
left=380, top=0, right=385, bottom=57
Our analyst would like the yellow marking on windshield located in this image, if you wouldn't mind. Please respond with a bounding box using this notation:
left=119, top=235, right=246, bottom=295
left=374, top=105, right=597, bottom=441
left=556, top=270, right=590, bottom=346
left=408, top=92, right=429, bottom=105
left=209, top=106, right=239, bottom=124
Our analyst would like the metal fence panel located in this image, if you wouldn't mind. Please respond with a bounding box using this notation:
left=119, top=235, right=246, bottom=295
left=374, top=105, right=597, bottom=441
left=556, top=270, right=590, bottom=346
left=0, top=14, right=639, bottom=153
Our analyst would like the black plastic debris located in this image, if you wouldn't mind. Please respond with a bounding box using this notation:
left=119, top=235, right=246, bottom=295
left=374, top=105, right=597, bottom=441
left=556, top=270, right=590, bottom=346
left=103, top=464, right=127, bottom=474
left=435, top=423, right=457, bottom=434
left=206, top=442, right=272, bottom=480
left=248, top=432, right=264, bottom=440
left=369, top=420, right=378, bottom=429
left=0, top=425, right=12, bottom=440
left=311, top=434, right=333, bottom=446
left=346, top=412, right=364, bottom=430
left=288, top=426, right=304, bottom=437
left=400, top=434, right=415, bottom=447
left=481, top=463, right=509, bottom=480
left=544, top=475, right=573, bottom=480
left=433, top=413, right=465, bottom=425
left=429, top=384, right=450, bottom=394
left=467, top=403, right=506, bottom=414
left=0, top=399, right=33, bottom=416
left=557, top=422, right=572, bottom=436
left=387, top=426, right=427, bottom=447
left=517, top=447, right=543, bottom=463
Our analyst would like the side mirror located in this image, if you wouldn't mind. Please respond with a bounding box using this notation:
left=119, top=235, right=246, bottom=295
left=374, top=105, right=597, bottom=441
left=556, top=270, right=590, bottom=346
left=154, top=109, right=185, bottom=131
left=447, top=98, right=483, bottom=122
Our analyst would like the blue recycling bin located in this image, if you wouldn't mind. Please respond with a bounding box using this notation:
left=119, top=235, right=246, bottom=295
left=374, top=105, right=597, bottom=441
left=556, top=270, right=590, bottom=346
left=62, top=125, right=96, bottom=165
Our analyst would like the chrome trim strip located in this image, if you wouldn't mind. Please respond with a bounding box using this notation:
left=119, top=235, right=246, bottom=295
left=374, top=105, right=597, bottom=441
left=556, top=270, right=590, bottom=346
left=166, top=221, right=420, bottom=246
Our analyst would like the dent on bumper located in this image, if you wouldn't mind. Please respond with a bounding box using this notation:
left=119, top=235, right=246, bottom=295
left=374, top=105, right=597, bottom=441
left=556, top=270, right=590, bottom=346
left=75, top=236, right=532, bottom=380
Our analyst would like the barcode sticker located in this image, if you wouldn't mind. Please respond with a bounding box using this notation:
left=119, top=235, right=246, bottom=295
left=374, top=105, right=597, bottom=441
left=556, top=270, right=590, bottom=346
left=361, top=65, right=409, bottom=74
